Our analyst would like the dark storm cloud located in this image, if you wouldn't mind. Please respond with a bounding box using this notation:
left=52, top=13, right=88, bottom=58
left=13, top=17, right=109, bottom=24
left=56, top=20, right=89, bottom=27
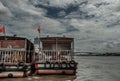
left=35, top=4, right=79, bottom=18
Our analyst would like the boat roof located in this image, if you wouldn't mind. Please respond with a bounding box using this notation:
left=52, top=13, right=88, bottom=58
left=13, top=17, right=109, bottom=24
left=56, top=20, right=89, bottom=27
left=0, top=36, right=27, bottom=40
left=39, top=37, right=73, bottom=43
left=41, top=36, right=73, bottom=40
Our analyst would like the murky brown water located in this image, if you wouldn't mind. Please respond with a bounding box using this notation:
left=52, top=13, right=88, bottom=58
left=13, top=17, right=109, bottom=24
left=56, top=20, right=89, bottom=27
left=0, top=56, right=120, bottom=81
left=0, top=75, right=76, bottom=81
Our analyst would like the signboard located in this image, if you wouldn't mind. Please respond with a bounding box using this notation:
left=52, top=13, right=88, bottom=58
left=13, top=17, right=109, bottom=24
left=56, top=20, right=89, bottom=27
left=0, top=40, right=25, bottom=48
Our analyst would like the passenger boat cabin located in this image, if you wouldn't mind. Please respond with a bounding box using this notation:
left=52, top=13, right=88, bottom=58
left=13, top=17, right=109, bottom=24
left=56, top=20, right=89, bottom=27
left=0, top=36, right=34, bottom=64
left=34, top=36, right=74, bottom=63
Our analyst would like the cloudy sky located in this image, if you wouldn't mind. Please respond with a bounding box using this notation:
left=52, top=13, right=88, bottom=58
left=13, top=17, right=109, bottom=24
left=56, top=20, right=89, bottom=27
left=0, top=0, right=120, bottom=52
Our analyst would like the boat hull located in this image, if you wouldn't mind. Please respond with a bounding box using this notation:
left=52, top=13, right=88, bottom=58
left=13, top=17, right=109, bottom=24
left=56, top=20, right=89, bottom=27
left=36, top=69, right=76, bottom=75
left=0, top=70, right=31, bottom=78
left=34, top=61, right=78, bottom=75
left=0, top=72, right=25, bottom=78
left=0, top=64, right=31, bottom=78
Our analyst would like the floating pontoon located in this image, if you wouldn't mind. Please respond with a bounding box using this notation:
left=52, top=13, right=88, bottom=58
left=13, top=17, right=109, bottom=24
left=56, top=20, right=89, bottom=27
left=33, top=36, right=78, bottom=75
left=0, top=36, right=34, bottom=78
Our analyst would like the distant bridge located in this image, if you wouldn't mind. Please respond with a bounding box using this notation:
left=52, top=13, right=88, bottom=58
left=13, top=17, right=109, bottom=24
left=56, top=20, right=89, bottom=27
left=74, top=52, right=120, bottom=56
left=74, top=52, right=93, bottom=56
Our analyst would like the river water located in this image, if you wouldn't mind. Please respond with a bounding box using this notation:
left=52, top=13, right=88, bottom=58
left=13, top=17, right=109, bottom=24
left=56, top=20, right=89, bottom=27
left=0, top=56, right=120, bottom=81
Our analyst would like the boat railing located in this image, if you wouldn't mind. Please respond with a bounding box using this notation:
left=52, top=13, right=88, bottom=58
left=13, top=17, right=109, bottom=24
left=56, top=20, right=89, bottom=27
left=0, top=50, right=28, bottom=64
left=35, top=50, right=74, bottom=63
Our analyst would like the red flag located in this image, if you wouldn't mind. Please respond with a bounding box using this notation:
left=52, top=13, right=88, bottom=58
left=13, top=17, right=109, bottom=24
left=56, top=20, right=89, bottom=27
left=37, top=25, right=40, bottom=33
left=0, top=25, right=5, bottom=35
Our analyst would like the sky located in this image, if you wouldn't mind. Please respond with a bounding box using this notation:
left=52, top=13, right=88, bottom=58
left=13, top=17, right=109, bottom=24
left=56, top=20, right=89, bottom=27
left=0, top=0, right=120, bottom=52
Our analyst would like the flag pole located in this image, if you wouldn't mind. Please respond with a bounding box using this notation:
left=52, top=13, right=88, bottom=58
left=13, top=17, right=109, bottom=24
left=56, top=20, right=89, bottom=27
left=37, top=25, right=40, bottom=51
left=39, top=31, right=40, bottom=51
left=3, top=25, right=7, bottom=40
left=4, top=25, right=7, bottom=40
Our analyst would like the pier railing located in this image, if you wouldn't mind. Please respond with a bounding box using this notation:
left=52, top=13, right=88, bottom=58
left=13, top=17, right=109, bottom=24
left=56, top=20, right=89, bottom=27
left=0, top=50, right=27, bottom=64
left=35, top=50, right=74, bottom=62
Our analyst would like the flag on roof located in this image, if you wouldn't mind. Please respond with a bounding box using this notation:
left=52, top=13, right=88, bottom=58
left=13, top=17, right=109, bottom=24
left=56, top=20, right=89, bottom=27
left=37, top=25, right=40, bottom=33
left=0, top=25, right=5, bottom=35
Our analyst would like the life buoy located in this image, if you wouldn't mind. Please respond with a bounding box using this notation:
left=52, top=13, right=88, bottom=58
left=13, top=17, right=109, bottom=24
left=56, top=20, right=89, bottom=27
left=8, top=73, right=13, bottom=78
left=17, top=61, right=25, bottom=70
left=53, top=62, right=60, bottom=69
left=45, top=61, right=51, bottom=69
left=61, top=62, right=67, bottom=69
left=69, top=60, right=76, bottom=68
left=18, top=61, right=25, bottom=66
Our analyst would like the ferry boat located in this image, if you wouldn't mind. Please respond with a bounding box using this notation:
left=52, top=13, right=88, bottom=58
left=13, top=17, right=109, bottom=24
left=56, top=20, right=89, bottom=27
left=0, top=36, right=34, bottom=78
left=33, top=36, right=78, bottom=75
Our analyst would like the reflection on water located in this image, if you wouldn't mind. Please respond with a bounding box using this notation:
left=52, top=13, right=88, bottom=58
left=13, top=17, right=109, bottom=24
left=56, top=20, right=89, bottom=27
left=0, top=75, right=76, bottom=81
left=0, top=56, right=120, bottom=81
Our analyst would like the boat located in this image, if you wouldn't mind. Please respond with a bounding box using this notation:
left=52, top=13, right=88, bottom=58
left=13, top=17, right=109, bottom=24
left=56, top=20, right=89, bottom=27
left=33, top=36, right=78, bottom=75
left=0, top=36, right=34, bottom=78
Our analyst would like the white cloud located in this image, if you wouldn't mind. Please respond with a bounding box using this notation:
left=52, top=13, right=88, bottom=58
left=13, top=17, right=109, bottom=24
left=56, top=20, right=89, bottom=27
left=47, top=0, right=76, bottom=8
left=0, top=1, right=12, bottom=21
left=30, top=0, right=80, bottom=8
left=0, top=0, right=120, bottom=52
